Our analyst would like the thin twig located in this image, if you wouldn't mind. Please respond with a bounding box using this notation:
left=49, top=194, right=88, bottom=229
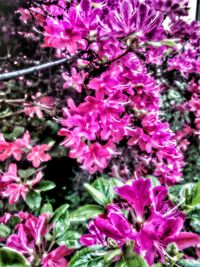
left=0, top=53, right=80, bottom=81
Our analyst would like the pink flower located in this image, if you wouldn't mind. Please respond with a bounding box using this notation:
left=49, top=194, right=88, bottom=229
left=27, top=144, right=51, bottom=168
left=6, top=214, right=48, bottom=258
left=2, top=184, right=29, bottom=205
left=116, top=179, right=151, bottom=222
left=62, top=68, right=86, bottom=93
left=42, top=16, right=82, bottom=53
left=81, top=204, right=135, bottom=247
left=42, top=245, right=73, bottom=267
left=0, top=164, right=43, bottom=204
left=79, top=142, right=113, bottom=174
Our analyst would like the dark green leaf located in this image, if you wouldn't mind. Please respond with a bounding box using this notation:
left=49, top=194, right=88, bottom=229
left=6, top=216, right=20, bottom=229
left=25, top=190, right=41, bottom=210
left=36, top=180, right=56, bottom=192
left=69, top=205, right=104, bottom=222
left=0, top=247, right=30, bottom=267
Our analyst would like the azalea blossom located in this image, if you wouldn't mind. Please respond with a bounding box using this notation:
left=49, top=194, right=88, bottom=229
left=27, top=144, right=51, bottom=168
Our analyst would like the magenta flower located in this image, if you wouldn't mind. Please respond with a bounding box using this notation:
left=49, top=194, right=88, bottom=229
left=0, top=164, right=43, bottom=204
left=80, top=221, right=107, bottom=247
left=79, top=142, right=114, bottom=173
left=106, top=0, right=164, bottom=41
left=116, top=179, right=151, bottom=222
left=42, top=16, right=82, bottom=53
left=81, top=204, right=135, bottom=246
left=27, top=144, right=51, bottom=168
left=42, top=245, right=73, bottom=267
left=137, top=217, right=200, bottom=265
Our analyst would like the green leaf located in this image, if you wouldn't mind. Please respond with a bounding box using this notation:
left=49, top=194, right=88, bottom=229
left=53, top=204, right=69, bottom=222
left=92, top=178, right=123, bottom=205
left=0, top=224, right=11, bottom=238
left=115, top=252, right=148, bottom=267
left=104, top=249, right=123, bottom=264
left=6, top=216, right=20, bottom=229
left=18, top=169, right=35, bottom=179
left=84, top=183, right=108, bottom=206
left=189, top=182, right=200, bottom=206
left=178, top=259, right=200, bottom=267
left=68, top=246, right=108, bottom=267
left=187, top=206, right=200, bottom=234
left=25, top=190, right=41, bottom=210
left=57, top=231, right=81, bottom=249
left=53, top=204, right=70, bottom=238
left=0, top=247, right=30, bottom=267
left=69, top=205, right=104, bottom=222
left=36, top=180, right=56, bottom=192
left=3, top=127, right=24, bottom=141
left=40, top=203, right=53, bottom=215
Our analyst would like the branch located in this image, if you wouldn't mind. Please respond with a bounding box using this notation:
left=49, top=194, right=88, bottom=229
left=0, top=54, right=79, bottom=81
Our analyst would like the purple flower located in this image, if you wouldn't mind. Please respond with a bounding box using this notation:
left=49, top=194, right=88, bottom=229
left=116, top=179, right=151, bottom=222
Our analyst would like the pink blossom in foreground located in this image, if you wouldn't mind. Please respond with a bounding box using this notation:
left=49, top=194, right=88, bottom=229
left=6, top=213, right=73, bottom=266
left=81, top=179, right=200, bottom=265
left=42, top=245, right=73, bottom=267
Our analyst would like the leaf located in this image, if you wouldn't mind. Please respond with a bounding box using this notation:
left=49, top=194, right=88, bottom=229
left=178, top=259, right=200, bottom=267
left=18, top=169, right=35, bottom=179
left=53, top=204, right=69, bottom=222
left=68, top=246, right=108, bottom=267
left=84, top=183, right=108, bottom=206
left=6, top=216, right=20, bottom=229
left=25, top=190, right=41, bottom=210
left=92, top=178, right=123, bottom=204
left=40, top=203, right=53, bottom=215
left=0, top=224, right=11, bottom=238
left=36, top=180, right=56, bottom=192
left=69, top=205, right=104, bottom=222
left=53, top=204, right=70, bottom=238
left=57, top=230, right=81, bottom=249
left=3, top=127, right=24, bottom=141
left=189, top=182, right=200, bottom=206
left=115, top=252, right=148, bottom=267
left=0, top=247, right=30, bottom=267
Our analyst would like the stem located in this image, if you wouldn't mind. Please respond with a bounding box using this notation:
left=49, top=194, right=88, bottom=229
left=0, top=53, right=81, bottom=81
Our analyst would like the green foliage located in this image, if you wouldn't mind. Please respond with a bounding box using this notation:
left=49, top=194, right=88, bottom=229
left=69, top=204, right=104, bottom=222
left=57, top=230, right=81, bottom=249
left=40, top=203, right=53, bottom=215
left=68, top=246, right=108, bottom=267
left=0, top=247, right=30, bottom=267
left=84, top=177, right=123, bottom=206
left=25, top=190, right=41, bottom=210
left=18, top=169, right=35, bottom=179
left=36, top=180, right=56, bottom=192
left=0, top=224, right=11, bottom=238
left=178, top=259, right=200, bottom=267
left=53, top=204, right=70, bottom=238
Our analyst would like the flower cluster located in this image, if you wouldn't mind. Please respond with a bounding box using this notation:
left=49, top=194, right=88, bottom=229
left=0, top=131, right=51, bottom=168
left=0, top=164, right=42, bottom=204
left=81, top=178, right=200, bottom=265
left=5, top=212, right=73, bottom=267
